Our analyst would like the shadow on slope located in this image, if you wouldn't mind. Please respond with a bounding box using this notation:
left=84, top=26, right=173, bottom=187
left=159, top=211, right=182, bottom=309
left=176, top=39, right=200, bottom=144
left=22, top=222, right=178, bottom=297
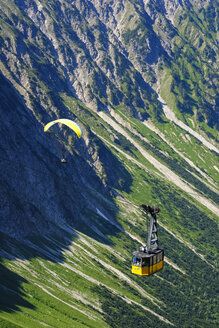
left=0, top=73, right=133, bottom=312
left=0, top=255, right=34, bottom=314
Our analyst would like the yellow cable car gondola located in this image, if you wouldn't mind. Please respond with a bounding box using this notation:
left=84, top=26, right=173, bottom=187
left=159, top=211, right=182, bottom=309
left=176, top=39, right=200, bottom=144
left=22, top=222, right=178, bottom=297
left=132, top=205, right=164, bottom=276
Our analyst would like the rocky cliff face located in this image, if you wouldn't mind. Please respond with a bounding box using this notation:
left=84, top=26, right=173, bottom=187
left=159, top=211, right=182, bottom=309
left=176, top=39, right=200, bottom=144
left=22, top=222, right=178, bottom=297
left=0, top=72, right=97, bottom=238
left=1, top=0, right=218, bottom=124
left=0, top=0, right=218, bottom=239
left=0, top=68, right=136, bottom=239
left=0, top=2, right=218, bottom=327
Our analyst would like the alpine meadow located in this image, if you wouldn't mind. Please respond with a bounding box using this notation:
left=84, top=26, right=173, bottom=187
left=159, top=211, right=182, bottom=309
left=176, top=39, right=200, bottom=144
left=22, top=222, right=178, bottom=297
left=0, top=0, right=218, bottom=327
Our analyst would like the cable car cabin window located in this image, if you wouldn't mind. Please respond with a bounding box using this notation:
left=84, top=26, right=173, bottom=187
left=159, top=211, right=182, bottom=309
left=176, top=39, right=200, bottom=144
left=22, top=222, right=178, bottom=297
left=157, top=252, right=163, bottom=262
left=132, top=257, right=141, bottom=267
left=153, top=254, right=157, bottom=265
left=142, top=258, right=150, bottom=267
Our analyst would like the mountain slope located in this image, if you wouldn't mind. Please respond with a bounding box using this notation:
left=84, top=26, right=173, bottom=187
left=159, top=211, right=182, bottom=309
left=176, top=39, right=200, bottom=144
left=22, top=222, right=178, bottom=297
left=0, top=0, right=218, bottom=327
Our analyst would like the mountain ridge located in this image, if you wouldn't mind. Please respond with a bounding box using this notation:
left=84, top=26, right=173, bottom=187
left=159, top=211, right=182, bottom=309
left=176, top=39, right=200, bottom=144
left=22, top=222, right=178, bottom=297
left=0, top=0, right=218, bottom=327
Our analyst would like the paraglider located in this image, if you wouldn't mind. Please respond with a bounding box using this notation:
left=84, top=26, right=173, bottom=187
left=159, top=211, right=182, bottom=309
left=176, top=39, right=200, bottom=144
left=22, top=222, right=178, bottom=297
left=44, top=119, right=83, bottom=163
left=44, top=119, right=83, bottom=138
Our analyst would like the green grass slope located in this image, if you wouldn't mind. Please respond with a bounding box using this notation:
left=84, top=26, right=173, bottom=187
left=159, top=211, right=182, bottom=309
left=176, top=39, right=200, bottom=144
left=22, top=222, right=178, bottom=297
left=0, top=0, right=218, bottom=327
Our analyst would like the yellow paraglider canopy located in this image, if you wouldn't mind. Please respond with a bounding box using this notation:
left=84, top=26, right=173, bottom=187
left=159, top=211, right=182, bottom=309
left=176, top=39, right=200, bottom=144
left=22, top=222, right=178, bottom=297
left=44, top=119, right=82, bottom=138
